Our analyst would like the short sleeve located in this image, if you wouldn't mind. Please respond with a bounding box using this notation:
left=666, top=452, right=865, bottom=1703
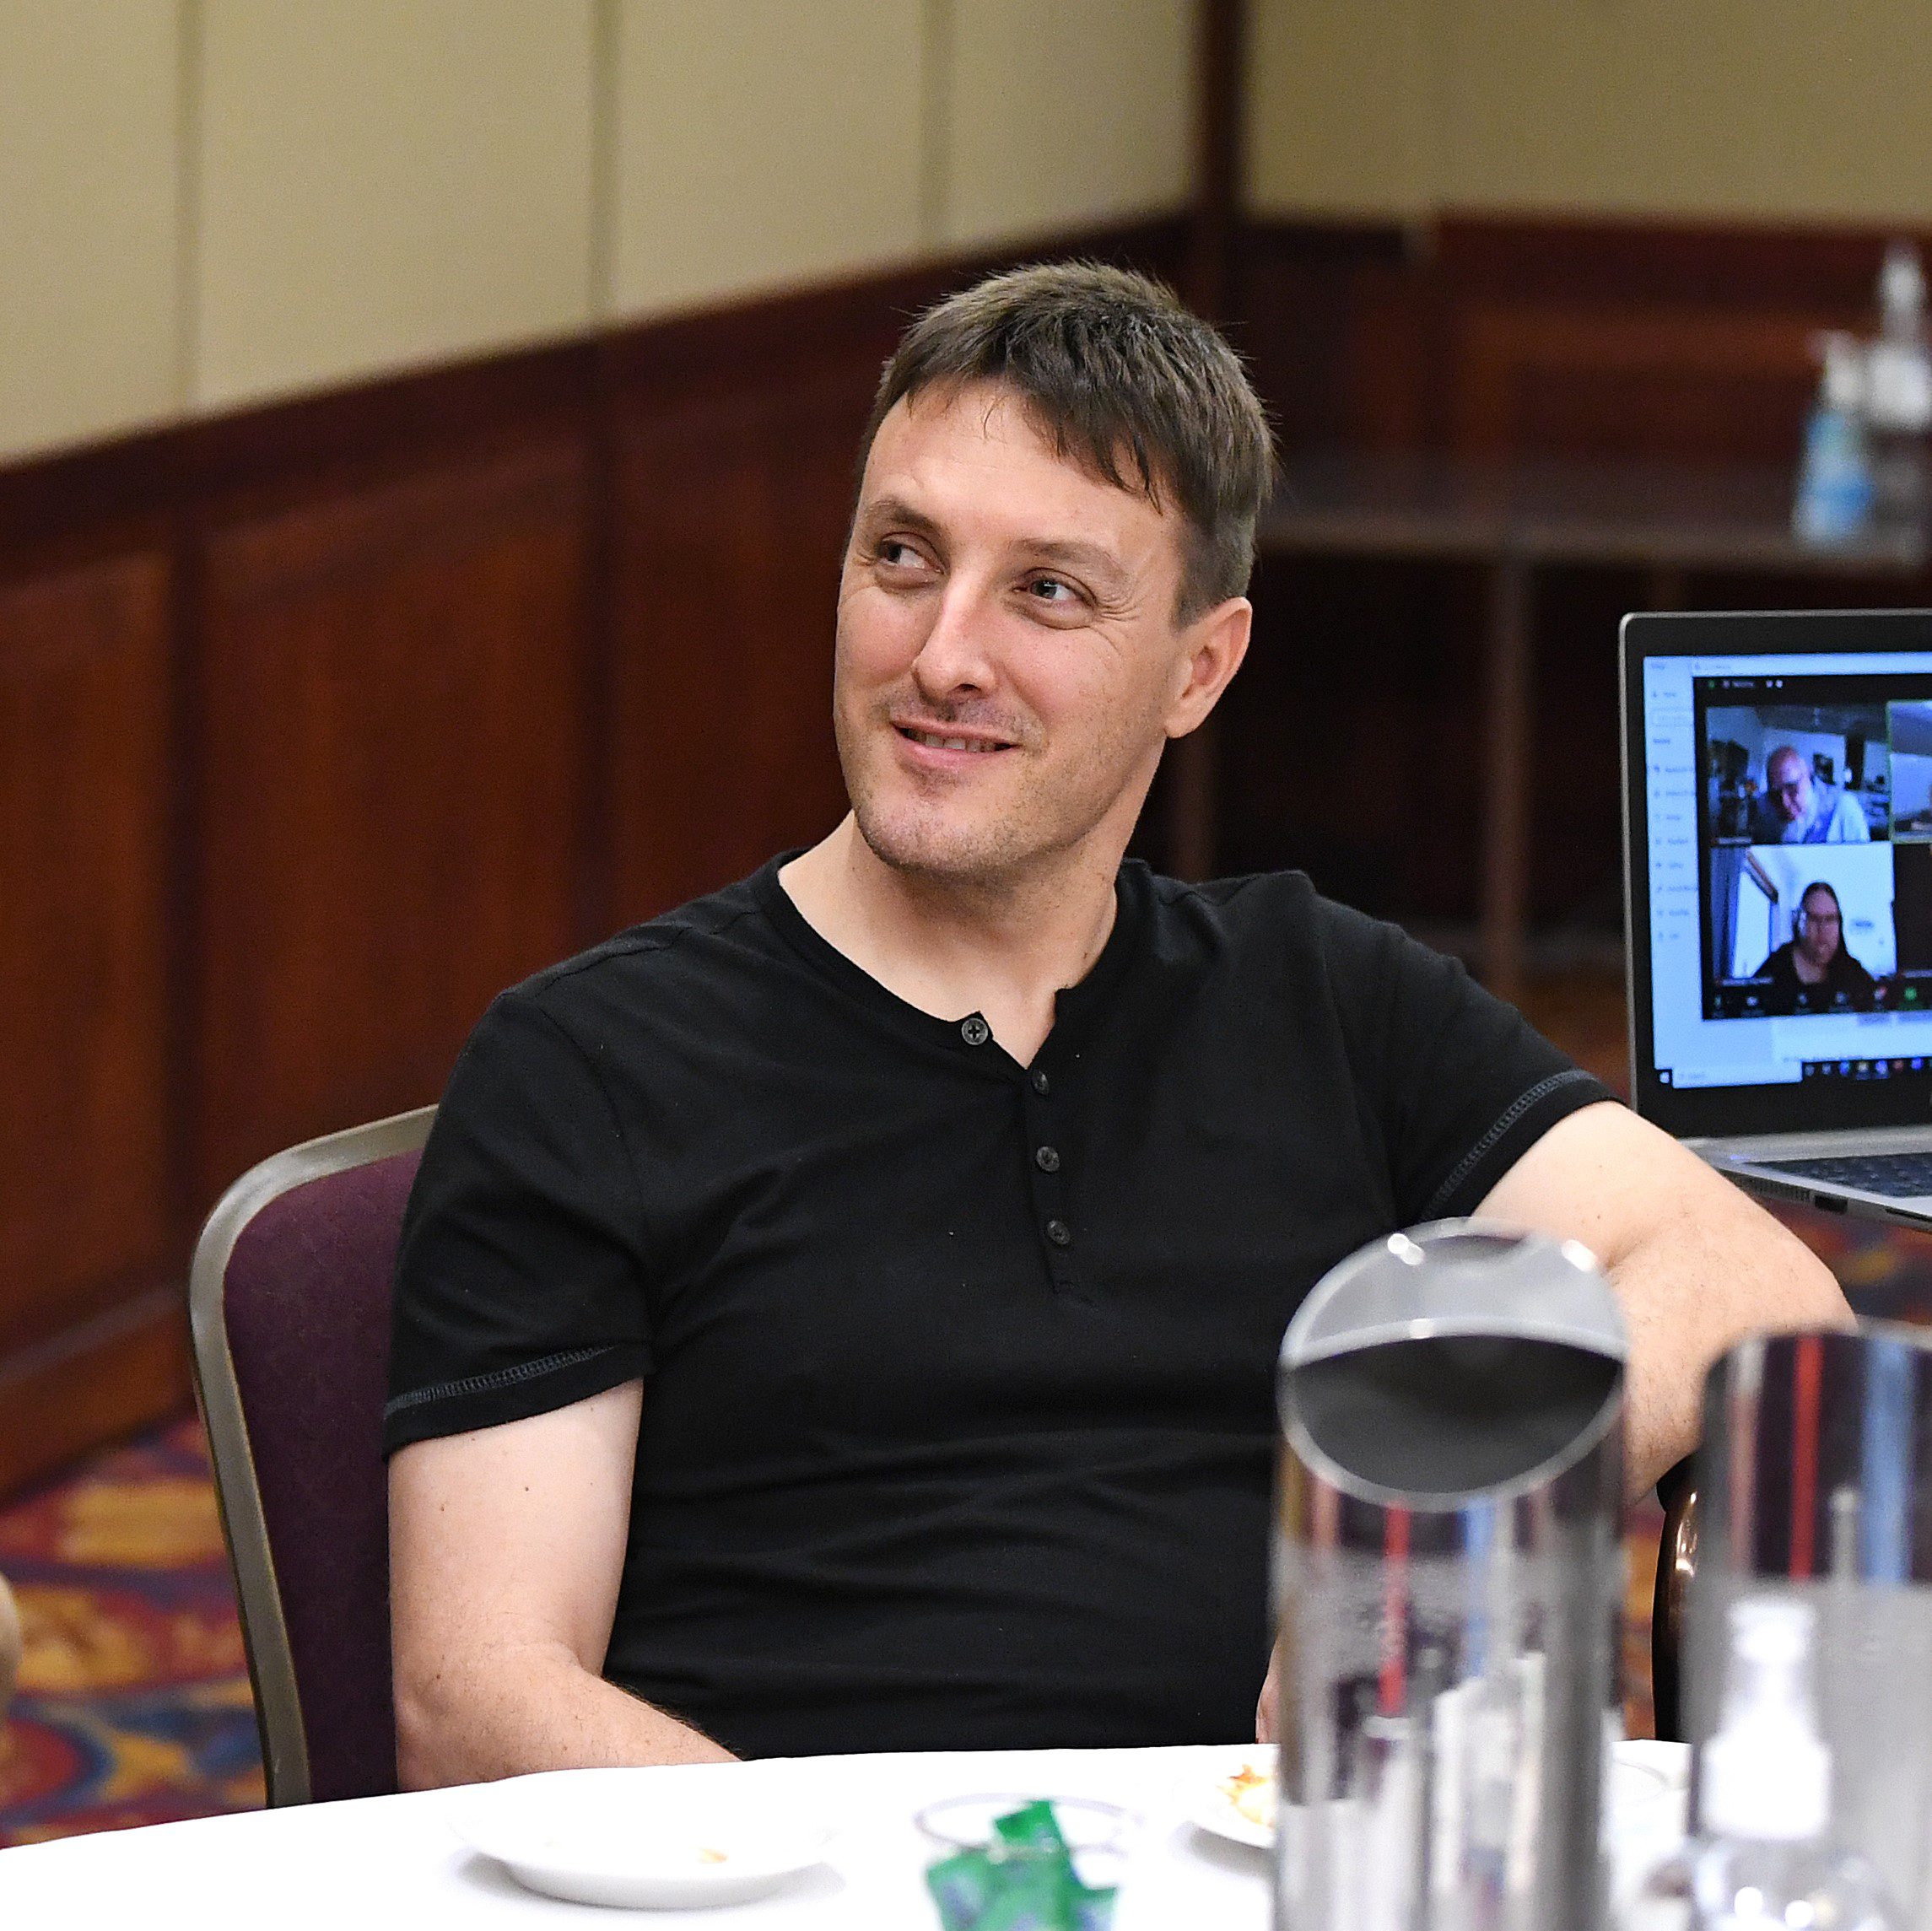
left=1319, top=903, right=1618, bottom=1225
left=384, top=986, right=653, bottom=1455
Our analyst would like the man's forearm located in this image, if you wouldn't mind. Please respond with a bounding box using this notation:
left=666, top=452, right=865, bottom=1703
left=1610, top=1182, right=1852, bottom=1497
left=395, top=1639, right=736, bottom=1789
left=1477, top=1104, right=1854, bottom=1500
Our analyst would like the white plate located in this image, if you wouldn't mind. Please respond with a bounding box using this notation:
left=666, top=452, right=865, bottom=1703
left=1190, top=1747, right=1277, bottom=1850
left=1189, top=1740, right=1691, bottom=1855
left=448, top=1767, right=836, bottom=1909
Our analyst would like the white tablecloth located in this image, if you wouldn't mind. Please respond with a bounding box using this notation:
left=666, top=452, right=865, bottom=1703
left=0, top=1739, right=1690, bottom=1928
left=0, top=1745, right=1271, bottom=1928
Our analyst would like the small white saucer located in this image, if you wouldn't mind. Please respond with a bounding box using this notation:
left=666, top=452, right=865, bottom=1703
left=1188, top=1739, right=1692, bottom=1855
left=448, top=1767, right=835, bottom=1909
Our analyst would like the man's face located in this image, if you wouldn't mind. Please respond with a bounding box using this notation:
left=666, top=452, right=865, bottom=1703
left=1767, top=752, right=1813, bottom=823
left=832, top=381, right=1212, bottom=887
left=1798, top=890, right=1841, bottom=968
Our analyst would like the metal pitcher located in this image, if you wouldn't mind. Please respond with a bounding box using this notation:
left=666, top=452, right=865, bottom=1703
left=1273, top=1220, right=1628, bottom=1931
left=1687, top=1327, right=1932, bottom=1923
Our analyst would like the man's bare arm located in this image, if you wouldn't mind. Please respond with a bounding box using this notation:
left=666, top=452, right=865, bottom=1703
left=389, top=1379, right=734, bottom=1788
left=1260, top=1100, right=1853, bottom=1742
left=1476, top=1099, right=1854, bottom=1497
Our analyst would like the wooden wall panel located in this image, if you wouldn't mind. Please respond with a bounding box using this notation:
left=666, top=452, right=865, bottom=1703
left=609, top=375, right=861, bottom=923
left=1233, top=213, right=1920, bottom=462
left=8, top=208, right=1918, bottom=1498
left=0, top=553, right=173, bottom=1353
left=192, top=445, right=589, bottom=1205
left=1223, top=213, right=1932, bottom=941
left=1448, top=304, right=1855, bottom=463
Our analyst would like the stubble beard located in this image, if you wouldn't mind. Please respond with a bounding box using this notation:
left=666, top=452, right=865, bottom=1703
left=837, top=699, right=1154, bottom=895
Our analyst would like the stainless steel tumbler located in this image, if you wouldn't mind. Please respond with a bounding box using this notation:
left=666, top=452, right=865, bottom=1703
left=1273, top=1220, right=1628, bottom=1931
left=1686, top=1327, right=1932, bottom=1922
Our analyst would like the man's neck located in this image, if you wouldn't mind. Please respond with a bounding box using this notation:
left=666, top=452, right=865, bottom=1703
left=779, top=817, right=1123, bottom=1065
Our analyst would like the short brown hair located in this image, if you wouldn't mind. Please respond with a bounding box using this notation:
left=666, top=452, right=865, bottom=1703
left=860, top=262, right=1274, bottom=621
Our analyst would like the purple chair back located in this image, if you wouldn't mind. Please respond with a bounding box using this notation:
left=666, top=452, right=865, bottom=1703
left=189, top=1108, right=434, bottom=1805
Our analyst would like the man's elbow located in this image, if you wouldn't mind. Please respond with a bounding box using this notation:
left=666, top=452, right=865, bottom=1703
left=1751, top=1204, right=1856, bottom=1335
left=393, top=1664, right=483, bottom=1791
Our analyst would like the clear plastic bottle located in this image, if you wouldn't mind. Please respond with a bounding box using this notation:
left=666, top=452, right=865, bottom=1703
left=1866, top=241, right=1932, bottom=528
left=1794, top=332, right=1876, bottom=544
left=1628, top=1599, right=1900, bottom=1930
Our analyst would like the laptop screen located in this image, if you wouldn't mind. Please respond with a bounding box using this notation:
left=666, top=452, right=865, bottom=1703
left=1626, top=610, right=1932, bottom=1136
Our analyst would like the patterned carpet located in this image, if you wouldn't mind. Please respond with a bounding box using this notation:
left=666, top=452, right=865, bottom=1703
left=0, top=1416, right=262, bottom=1846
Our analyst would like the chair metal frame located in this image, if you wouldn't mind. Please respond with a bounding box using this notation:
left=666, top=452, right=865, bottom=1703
left=1651, top=1462, right=1697, bottom=1744
left=186, top=1105, right=434, bottom=1806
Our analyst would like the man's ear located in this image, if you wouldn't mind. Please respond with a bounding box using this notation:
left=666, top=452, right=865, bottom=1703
left=1163, top=596, right=1252, bottom=741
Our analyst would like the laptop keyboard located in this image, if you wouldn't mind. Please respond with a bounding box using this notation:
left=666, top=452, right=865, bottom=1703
left=1757, top=1152, right=1932, bottom=1199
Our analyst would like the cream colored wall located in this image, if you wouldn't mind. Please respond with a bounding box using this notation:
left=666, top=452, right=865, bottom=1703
left=0, top=0, right=1195, bottom=463
left=195, top=0, right=598, bottom=412
left=0, top=2, right=184, bottom=460
left=941, top=0, right=1194, bottom=251
left=607, top=0, right=928, bottom=318
left=1250, top=0, right=1932, bottom=226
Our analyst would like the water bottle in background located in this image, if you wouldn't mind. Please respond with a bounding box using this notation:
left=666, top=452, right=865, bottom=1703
left=1794, top=332, right=1875, bottom=544
left=1867, top=242, right=1932, bottom=529
left=1628, top=1599, right=1899, bottom=1930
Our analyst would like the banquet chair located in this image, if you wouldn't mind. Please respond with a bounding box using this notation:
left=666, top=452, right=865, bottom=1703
left=0, top=1567, right=19, bottom=1718
left=188, top=1105, right=434, bottom=1806
left=1651, top=1457, right=1697, bottom=1744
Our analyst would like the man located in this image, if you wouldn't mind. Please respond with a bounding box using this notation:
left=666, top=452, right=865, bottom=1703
left=386, top=265, right=1848, bottom=1788
left=1748, top=744, right=1870, bottom=844
left=1757, top=880, right=1878, bottom=1013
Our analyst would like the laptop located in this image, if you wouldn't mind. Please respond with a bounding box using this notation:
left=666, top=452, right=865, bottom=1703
left=1623, top=608, right=1932, bottom=1227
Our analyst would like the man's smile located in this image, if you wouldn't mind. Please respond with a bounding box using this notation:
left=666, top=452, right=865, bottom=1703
left=893, top=723, right=1017, bottom=755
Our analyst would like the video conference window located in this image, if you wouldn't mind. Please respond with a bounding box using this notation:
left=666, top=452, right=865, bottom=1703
left=1696, top=672, right=1932, bottom=1020
left=1889, top=701, right=1932, bottom=840
left=1703, top=700, right=1889, bottom=844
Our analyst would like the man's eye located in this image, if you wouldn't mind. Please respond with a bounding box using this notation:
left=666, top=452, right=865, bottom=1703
left=877, top=540, right=918, bottom=566
left=1025, top=576, right=1077, bottom=603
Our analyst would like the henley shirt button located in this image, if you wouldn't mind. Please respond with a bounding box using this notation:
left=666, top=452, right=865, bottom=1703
left=1030, top=1069, right=1050, bottom=1096
left=1034, top=1145, right=1061, bottom=1173
left=1045, top=1217, right=1071, bottom=1247
left=960, top=1015, right=991, bottom=1047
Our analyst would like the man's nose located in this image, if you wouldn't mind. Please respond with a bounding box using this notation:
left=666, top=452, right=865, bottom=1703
left=909, top=582, right=996, bottom=699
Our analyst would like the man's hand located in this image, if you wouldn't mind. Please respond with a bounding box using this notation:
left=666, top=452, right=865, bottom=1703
left=389, top=1379, right=734, bottom=1787
left=1477, top=1100, right=1853, bottom=1495
left=1255, top=1646, right=1279, bottom=1745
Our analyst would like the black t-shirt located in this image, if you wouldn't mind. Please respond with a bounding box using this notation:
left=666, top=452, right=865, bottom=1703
left=386, top=857, right=1611, bottom=1757
left=1757, top=939, right=1878, bottom=1014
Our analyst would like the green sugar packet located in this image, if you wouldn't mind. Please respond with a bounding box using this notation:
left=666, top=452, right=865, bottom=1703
left=993, top=1800, right=1071, bottom=1857
left=926, top=1847, right=1004, bottom=1931
left=923, top=1801, right=1118, bottom=1931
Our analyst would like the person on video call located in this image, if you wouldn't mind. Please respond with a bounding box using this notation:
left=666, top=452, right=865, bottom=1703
left=1747, top=745, right=1870, bottom=844
left=383, top=264, right=1851, bottom=1787
left=1757, top=882, right=1878, bottom=1012
left=1896, top=777, right=1932, bottom=837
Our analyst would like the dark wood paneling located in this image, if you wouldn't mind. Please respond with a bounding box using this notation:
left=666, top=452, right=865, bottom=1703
left=7, top=207, right=1924, bottom=1495
left=609, top=372, right=863, bottom=922
left=0, top=218, right=1188, bottom=1498
left=0, top=1291, right=188, bottom=1497
left=0, top=555, right=174, bottom=1356
left=1448, top=303, right=1855, bottom=463
left=1233, top=213, right=1926, bottom=464
left=1223, top=213, right=1932, bottom=937
left=192, top=447, right=589, bottom=1205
